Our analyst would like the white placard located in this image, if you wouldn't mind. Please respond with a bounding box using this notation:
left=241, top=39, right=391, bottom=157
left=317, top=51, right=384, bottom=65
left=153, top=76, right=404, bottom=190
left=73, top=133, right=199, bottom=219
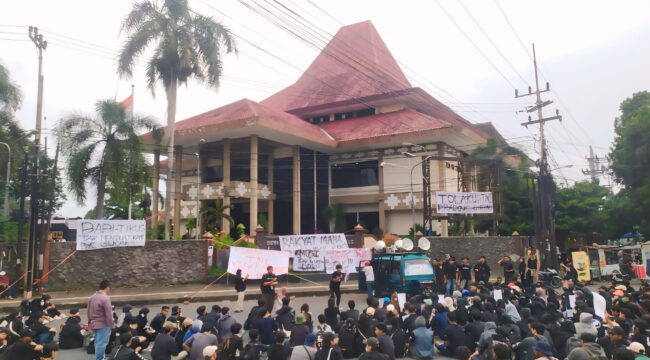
left=397, top=293, right=407, bottom=312
left=76, top=220, right=146, bottom=251
left=493, top=289, right=503, bottom=301
left=279, top=233, right=348, bottom=253
left=293, top=249, right=324, bottom=272
left=569, top=295, right=576, bottom=309
left=325, top=248, right=372, bottom=273
left=435, top=191, right=494, bottom=214
left=438, top=294, right=445, bottom=303
left=227, top=247, right=290, bottom=279
left=592, top=293, right=606, bottom=319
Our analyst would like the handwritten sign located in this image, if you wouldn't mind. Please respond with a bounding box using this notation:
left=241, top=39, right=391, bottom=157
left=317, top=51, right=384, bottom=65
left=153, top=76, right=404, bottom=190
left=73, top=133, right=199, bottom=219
left=76, top=220, right=146, bottom=251
left=435, top=191, right=494, bottom=214
left=293, top=249, right=325, bottom=272
left=279, top=233, right=348, bottom=253
left=325, top=248, right=372, bottom=273
left=227, top=247, right=290, bottom=279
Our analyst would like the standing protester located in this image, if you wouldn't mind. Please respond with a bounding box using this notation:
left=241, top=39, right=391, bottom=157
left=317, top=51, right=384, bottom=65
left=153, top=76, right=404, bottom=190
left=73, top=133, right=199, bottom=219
left=473, top=256, right=491, bottom=284
left=526, top=253, right=540, bottom=286
left=330, top=264, right=344, bottom=307
left=234, top=269, right=248, bottom=313
left=87, top=279, right=114, bottom=360
left=443, top=256, right=459, bottom=296
left=433, top=259, right=445, bottom=294
left=362, top=261, right=375, bottom=299
left=498, top=256, right=516, bottom=283
left=459, top=257, right=472, bottom=290
left=561, top=258, right=578, bottom=288
left=261, top=266, right=278, bottom=312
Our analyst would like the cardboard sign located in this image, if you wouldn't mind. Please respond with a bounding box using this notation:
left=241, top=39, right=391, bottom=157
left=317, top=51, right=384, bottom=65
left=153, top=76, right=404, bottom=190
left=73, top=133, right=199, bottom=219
left=227, top=247, right=290, bottom=279
left=76, top=220, right=146, bottom=251
left=278, top=233, right=348, bottom=253
left=572, top=251, right=591, bottom=282
left=324, top=248, right=372, bottom=273
left=435, top=191, right=494, bottom=214
left=293, top=249, right=324, bottom=272
left=593, top=293, right=606, bottom=319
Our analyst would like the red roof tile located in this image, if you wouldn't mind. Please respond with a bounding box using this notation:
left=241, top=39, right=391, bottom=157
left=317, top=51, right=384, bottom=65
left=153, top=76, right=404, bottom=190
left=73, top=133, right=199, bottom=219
left=262, top=21, right=412, bottom=112
left=319, top=108, right=451, bottom=144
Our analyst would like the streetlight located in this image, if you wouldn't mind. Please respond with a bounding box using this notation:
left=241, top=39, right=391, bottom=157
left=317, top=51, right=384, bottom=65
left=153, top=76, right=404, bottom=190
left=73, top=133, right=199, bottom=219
left=0, top=142, right=10, bottom=217
left=195, top=139, right=206, bottom=240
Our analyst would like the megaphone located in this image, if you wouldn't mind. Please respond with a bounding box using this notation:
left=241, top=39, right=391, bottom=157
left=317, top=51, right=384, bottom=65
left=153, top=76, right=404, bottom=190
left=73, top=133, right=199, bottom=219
left=418, top=237, right=431, bottom=251
left=402, top=238, right=414, bottom=251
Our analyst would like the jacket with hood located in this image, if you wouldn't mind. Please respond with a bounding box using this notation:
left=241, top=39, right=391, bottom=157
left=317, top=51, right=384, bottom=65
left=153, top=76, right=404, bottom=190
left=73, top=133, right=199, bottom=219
left=566, top=342, right=607, bottom=360
left=275, top=306, right=295, bottom=331
left=59, top=316, right=84, bottom=349
left=217, top=314, right=237, bottom=342
left=182, top=320, right=202, bottom=343
left=574, top=313, right=597, bottom=337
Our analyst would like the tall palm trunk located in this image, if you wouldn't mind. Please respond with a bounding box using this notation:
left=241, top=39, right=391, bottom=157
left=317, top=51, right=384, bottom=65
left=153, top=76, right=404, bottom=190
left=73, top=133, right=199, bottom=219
left=96, top=165, right=107, bottom=219
left=163, top=76, right=178, bottom=239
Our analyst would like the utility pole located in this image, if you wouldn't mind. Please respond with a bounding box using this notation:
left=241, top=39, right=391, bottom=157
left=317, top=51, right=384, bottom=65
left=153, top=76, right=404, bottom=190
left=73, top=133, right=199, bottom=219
left=515, top=44, right=562, bottom=270
left=17, top=153, right=28, bottom=292
left=582, top=146, right=609, bottom=183
left=27, top=26, right=47, bottom=298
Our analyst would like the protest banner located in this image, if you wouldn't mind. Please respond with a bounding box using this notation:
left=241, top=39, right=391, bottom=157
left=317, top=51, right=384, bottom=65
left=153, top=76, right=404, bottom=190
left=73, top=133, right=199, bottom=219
left=293, top=249, right=325, bottom=272
left=279, top=233, right=348, bottom=253
left=76, top=220, right=146, bottom=251
left=227, top=247, right=290, bottom=279
left=324, top=248, right=372, bottom=273
left=435, top=191, right=494, bottom=214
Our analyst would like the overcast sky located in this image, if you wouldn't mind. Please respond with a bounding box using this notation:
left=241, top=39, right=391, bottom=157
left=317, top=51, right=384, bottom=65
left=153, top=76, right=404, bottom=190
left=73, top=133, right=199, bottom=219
left=2, top=0, right=650, bottom=217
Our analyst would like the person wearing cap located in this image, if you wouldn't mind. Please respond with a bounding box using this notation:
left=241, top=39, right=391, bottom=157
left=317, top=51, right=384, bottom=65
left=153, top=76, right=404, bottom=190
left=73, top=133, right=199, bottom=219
left=532, top=341, right=556, bottom=360
left=374, top=323, right=395, bottom=360
left=183, top=323, right=218, bottom=360
left=290, top=313, right=310, bottom=347
left=359, top=307, right=377, bottom=339
left=152, top=320, right=184, bottom=360
left=627, top=342, right=650, bottom=360
left=410, top=316, right=433, bottom=360
left=362, top=261, right=375, bottom=299
left=109, top=332, right=147, bottom=360
left=202, top=345, right=218, bottom=360
left=88, top=279, right=114, bottom=360
left=315, top=332, right=343, bottom=360
left=598, top=326, right=628, bottom=359
left=1, top=328, right=43, bottom=359
left=175, top=318, right=194, bottom=353
left=290, top=332, right=318, bottom=360
left=59, top=307, right=84, bottom=349
left=359, top=337, right=389, bottom=360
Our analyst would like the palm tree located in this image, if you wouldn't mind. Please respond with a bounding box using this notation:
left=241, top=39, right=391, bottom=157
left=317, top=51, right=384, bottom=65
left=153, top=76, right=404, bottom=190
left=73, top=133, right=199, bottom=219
left=201, top=199, right=234, bottom=234
left=58, top=99, right=157, bottom=219
left=0, top=63, right=22, bottom=112
left=117, top=0, right=237, bottom=239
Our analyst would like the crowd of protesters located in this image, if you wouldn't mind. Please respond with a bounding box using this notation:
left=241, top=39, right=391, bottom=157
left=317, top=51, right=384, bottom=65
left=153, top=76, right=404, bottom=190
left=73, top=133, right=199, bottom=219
left=0, top=251, right=648, bottom=360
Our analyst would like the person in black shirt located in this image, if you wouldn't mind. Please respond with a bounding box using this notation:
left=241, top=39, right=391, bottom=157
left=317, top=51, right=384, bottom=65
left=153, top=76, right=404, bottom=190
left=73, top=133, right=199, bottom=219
left=2, top=329, right=43, bottom=360
left=459, top=258, right=472, bottom=290
left=260, top=266, right=278, bottom=312
left=443, top=257, right=459, bottom=296
left=234, top=269, right=248, bottom=313
left=330, top=264, right=344, bottom=307
left=526, top=253, right=539, bottom=287
left=497, top=256, right=515, bottom=283
left=436, top=312, right=467, bottom=357
left=150, top=306, right=169, bottom=336
left=432, top=259, right=445, bottom=295
left=151, top=321, right=180, bottom=360
left=473, top=256, right=491, bottom=284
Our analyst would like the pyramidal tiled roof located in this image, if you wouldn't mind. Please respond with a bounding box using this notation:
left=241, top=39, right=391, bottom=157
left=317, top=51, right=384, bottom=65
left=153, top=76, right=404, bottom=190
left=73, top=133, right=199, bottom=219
left=261, top=20, right=412, bottom=112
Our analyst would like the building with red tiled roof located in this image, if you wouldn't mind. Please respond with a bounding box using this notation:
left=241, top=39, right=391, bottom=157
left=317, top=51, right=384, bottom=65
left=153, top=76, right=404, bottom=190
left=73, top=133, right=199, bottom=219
left=149, top=21, right=506, bottom=238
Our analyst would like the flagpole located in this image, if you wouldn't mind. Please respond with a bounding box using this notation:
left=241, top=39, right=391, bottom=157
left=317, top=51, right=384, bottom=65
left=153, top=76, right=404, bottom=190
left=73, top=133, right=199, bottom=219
left=128, top=84, right=134, bottom=220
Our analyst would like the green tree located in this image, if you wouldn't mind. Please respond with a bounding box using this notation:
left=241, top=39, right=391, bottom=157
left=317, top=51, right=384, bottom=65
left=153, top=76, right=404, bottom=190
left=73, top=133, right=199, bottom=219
left=117, top=0, right=237, bottom=238
left=554, top=181, right=609, bottom=247
left=0, top=62, right=22, bottom=112
left=58, top=99, right=156, bottom=219
left=202, top=199, right=234, bottom=234
left=608, top=91, right=650, bottom=235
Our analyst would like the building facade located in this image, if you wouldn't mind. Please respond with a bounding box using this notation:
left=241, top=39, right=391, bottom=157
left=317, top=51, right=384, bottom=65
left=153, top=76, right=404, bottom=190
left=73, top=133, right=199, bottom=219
left=146, top=21, right=505, bottom=237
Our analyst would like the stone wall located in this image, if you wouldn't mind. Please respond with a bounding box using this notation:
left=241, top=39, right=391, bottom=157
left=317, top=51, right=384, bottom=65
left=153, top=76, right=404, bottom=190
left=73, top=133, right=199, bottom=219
left=47, top=240, right=208, bottom=291
left=426, top=236, right=534, bottom=278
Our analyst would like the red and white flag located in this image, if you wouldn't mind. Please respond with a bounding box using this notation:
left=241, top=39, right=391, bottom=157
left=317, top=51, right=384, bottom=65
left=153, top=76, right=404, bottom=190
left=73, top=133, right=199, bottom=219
left=119, top=94, right=133, bottom=109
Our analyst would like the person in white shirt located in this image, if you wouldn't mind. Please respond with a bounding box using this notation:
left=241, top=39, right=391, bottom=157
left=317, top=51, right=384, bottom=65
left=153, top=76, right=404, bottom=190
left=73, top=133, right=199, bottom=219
left=363, top=261, right=375, bottom=299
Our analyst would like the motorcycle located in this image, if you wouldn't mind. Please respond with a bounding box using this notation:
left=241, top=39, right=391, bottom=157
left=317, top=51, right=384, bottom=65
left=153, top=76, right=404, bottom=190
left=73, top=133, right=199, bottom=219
left=538, top=268, right=562, bottom=288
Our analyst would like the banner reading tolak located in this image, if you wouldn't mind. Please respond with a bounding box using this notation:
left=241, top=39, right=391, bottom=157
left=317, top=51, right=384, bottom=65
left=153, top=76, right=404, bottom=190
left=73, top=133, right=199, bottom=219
left=76, top=220, right=146, bottom=251
left=278, top=233, right=349, bottom=253
left=227, top=247, right=290, bottom=279
left=435, top=191, right=494, bottom=214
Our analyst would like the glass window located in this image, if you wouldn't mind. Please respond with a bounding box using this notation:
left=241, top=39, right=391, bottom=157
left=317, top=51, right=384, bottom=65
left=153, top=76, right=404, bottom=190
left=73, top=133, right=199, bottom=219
left=331, top=160, right=379, bottom=188
left=404, top=259, right=434, bottom=276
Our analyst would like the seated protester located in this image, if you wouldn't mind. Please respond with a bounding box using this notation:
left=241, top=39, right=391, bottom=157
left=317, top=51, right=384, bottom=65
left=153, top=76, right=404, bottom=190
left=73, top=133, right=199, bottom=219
left=359, top=337, right=390, bottom=360
left=221, top=323, right=244, bottom=360
left=455, top=346, right=472, bottom=360
left=315, top=333, right=344, bottom=360
left=245, top=299, right=265, bottom=331
left=465, top=309, right=485, bottom=352
left=19, top=299, right=31, bottom=321
left=314, top=314, right=334, bottom=336
left=402, top=303, right=418, bottom=336
left=346, top=301, right=360, bottom=324
left=183, top=320, right=203, bottom=344
left=175, top=318, right=193, bottom=352
left=300, top=304, right=314, bottom=332
left=268, top=331, right=288, bottom=360
left=630, top=319, right=650, bottom=355
left=532, top=341, right=556, bottom=360
left=242, top=329, right=269, bottom=360
left=135, top=307, right=150, bottom=337
left=58, top=307, right=84, bottom=349
left=1, top=328, right=43, bottom=359
left=431, top=303, right=449, bottom=340
left=30, top=294, right=62, bottom=320
left=171, top=306, right=186, bottom=326
left=359, top=307, right=378, bottom=339
left=275, top=297, right=295, bottom=332
left=389, top=319, right=408, bottom=359
left=116, top=304, right=134, bottom=329
left=150, top=306, right=170, bottom=336
left=515, top=322, right=549, bottom=360
left=373, top=299, right=387, bottom=323
left=40, top=342, right=59, bottom=360
left=290, top=314, right=311, bottom=348
left=255, top=308, right=279, bottom=346
left=30, top=311, right=56, bottom=345
left=291, top=333, right=318, bottom=360
left=324, top=298, right=340, bottom=328
left=566, top=333, right=607, bottom=360
left=183, top=323, right=218, bottom=360
left=109, top=332, right=147, bottom=360
left=410, top=316, right=434, bottom=360
left=338, top=319, right=358, bottom=359
left=612, top=348, right=636, bottom=360
left=203, top=345, right=219, bottom=360
left=553, top=320, right=576, bottom=360
left=455, top=296, right=470, bottom=326
left=333, top=312, right=349, bottom=334
left=374, top=323, right=395, bottom=360
left=206, top=305, right=221, bottom=328
left=627, top=342, right=650, bottom=360
left=437, top=311, right=468, bottom=357
left=151, top=321, right=182, bottom=360
left=575, top=312, right=598, bottom=338
left=472, top=322, right=497, bottom=360
left=598, top=326, right=629, bottom=359
left=217, top=307, right=237, bottom=343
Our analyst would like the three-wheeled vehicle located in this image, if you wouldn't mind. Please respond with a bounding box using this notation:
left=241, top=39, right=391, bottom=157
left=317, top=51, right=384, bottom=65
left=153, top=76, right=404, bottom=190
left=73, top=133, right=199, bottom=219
left=362, top=252, right=435, bottom=298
